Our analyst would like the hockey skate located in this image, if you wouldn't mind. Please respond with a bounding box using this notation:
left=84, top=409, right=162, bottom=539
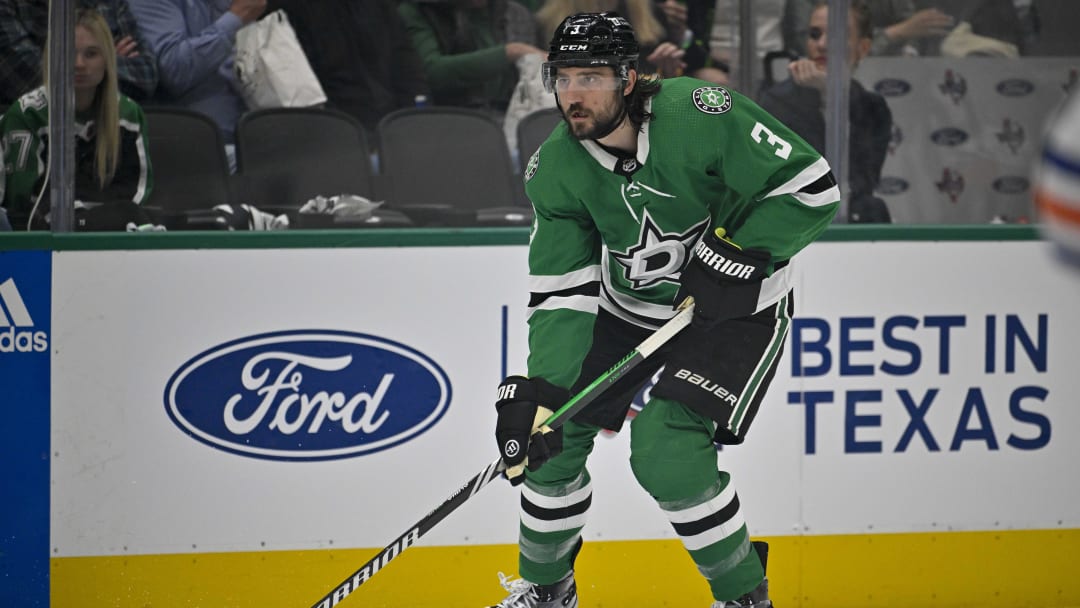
left=710, top=577, right=771, bottom=607
left=710, top=541, right=772, bottom=607
left=486, top=571, right=578, bottom=608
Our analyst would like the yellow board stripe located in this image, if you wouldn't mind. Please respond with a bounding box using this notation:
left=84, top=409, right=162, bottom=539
left=52, top=529, right=1080, bottom=607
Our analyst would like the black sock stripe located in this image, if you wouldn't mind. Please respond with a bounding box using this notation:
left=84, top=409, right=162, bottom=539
left=670, top=494, right=741, bottom=538
left=521, top=493, right=593, bottom=522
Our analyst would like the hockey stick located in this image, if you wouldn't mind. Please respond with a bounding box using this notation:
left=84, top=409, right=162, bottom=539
left=310, top=298, right=695, bottom=608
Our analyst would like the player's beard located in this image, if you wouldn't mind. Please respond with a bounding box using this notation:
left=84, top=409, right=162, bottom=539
left=560, top=91, right=627, bottom=141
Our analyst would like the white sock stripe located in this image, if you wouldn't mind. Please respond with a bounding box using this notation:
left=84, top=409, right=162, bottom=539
left=679, top=512, right=747, bottom=552
left=661, top=482, right=737, bottom=524
left=520, top=510, right=589, bottom=534
left=521, top=482, right=593, bottom=510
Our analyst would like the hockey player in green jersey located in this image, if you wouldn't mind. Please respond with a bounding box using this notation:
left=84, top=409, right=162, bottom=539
left=1, top=9, right=153, bottom=231
left=487, top=11, right=839, bottom=608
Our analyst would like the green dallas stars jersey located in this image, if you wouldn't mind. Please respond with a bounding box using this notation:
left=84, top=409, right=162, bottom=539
left=1, top=86, right=153, bottom=225
left=523, top=76, right=839, bottom=391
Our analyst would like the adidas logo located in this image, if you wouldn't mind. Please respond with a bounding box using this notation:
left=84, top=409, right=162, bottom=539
left=0, top=278, right=48, bottom=353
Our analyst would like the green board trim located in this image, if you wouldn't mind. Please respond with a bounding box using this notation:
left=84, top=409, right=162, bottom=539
left=0, top=224, right=1041, bottom=252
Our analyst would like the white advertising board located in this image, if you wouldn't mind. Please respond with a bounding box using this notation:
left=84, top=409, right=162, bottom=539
left=49, top=242, right=1080, bottom=558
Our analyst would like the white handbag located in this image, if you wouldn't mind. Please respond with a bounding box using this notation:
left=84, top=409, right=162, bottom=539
left=234, top=9, right=327, bottom=109
left=503, top=54, right=557, bottom=153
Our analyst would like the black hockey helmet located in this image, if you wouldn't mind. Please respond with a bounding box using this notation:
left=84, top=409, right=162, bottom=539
left=542, top=12, right=640, bottom=93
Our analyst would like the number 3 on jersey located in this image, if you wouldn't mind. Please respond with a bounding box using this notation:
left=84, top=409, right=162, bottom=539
left=751, top=122, right=792, bottom=160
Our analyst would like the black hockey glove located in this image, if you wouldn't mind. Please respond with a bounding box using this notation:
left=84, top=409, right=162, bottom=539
left=495, top=376, right=570, bottom=485
left=676, top=228, right=771, bottom=329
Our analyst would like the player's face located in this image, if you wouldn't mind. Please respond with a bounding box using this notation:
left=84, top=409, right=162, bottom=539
left=555, top=67, right=627, bottom=140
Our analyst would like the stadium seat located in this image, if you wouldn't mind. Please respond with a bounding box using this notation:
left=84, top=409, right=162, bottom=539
left=762, top=49, right=798, bottom=89
left=516, top=107, right=562, bottom=172
left=142, top=106, right=235, bottom=228
left=376, top=107, right=533, bottom=227
left=236, top=107, right=412, bottom=228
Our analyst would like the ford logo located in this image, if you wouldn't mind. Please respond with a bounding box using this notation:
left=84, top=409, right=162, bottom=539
left=930, top=127, right=969, bottom=146
left=992, top=176, right=1030, bottom=194
left=996, top=79, right=1035, bottom=97
left=875, top=176, right=910, bottom=195
left=874, top=78, right=912, bottom=97
left=164, top=330, right=452, bottom=461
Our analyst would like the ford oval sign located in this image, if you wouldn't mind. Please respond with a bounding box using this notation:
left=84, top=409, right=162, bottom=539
left=996, top=79, right=1035, bottom=97
left=164, top=330, right=451, bottom=461
left=875, top=176, right=910, bottom=195
left=930, top=127, right=969, bottom=147
left=992, top=176, right=1030, bottom=194
left=874, top=78, right=912, bottom=97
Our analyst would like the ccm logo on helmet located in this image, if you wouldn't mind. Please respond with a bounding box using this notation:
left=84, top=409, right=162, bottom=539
left=559, top=44, right=589, bottom=51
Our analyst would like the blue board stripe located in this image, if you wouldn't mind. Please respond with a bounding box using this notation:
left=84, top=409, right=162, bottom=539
left=0, top=250, right=51, bottom=607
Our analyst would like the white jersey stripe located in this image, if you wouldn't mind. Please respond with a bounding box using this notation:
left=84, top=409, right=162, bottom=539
left=791, top=184, right=841, bottom=208
left=529, top=265, right=601, bottom=293
left=527, top=294, right=598, bottom=318
left=761, top=156, right=832, bottom=200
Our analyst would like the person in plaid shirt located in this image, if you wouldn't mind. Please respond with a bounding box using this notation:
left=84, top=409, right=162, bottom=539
left=0, top=0, right=158, bottom=105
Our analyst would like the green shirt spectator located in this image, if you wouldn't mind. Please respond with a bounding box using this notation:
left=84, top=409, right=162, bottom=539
left=398, top=0, right=544, bottom=112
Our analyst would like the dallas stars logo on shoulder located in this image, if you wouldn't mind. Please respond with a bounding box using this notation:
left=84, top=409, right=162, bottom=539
left=525, top=150, right=540, bottom=181
left=692, top=86, right=732, bottom=115
left=610, top=210, right=709, bottom=289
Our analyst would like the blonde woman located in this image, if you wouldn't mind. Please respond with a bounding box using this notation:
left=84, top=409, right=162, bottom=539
left=535, top=0, right=688, bottom=76
left=1, top=8, right=153, bottom=230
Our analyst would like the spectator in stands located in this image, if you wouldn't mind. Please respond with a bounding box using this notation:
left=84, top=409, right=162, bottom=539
left=928, top=0, right=1026, bottom=56
left=1025, top=0, right=1080, bottom=56
left=128, top=0, right=265, bottom=162
left=266, top=0, right=429, bottom=135
left=759, top=0, right=892, bottom=223
left=785, top=0, right=1033, bottom=58
left=707, top=0, right=785, bottom=89
left=534, top=0, right=688, bottom=78
left=1, top=8, right=153, bottom=231
left=670, top=0, right=732, bottom=84
left=0, top=0, right=158, bottom=105
left=783, top=0, right=953, bottom=57
left=398, top=0, right=545, bottom=115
